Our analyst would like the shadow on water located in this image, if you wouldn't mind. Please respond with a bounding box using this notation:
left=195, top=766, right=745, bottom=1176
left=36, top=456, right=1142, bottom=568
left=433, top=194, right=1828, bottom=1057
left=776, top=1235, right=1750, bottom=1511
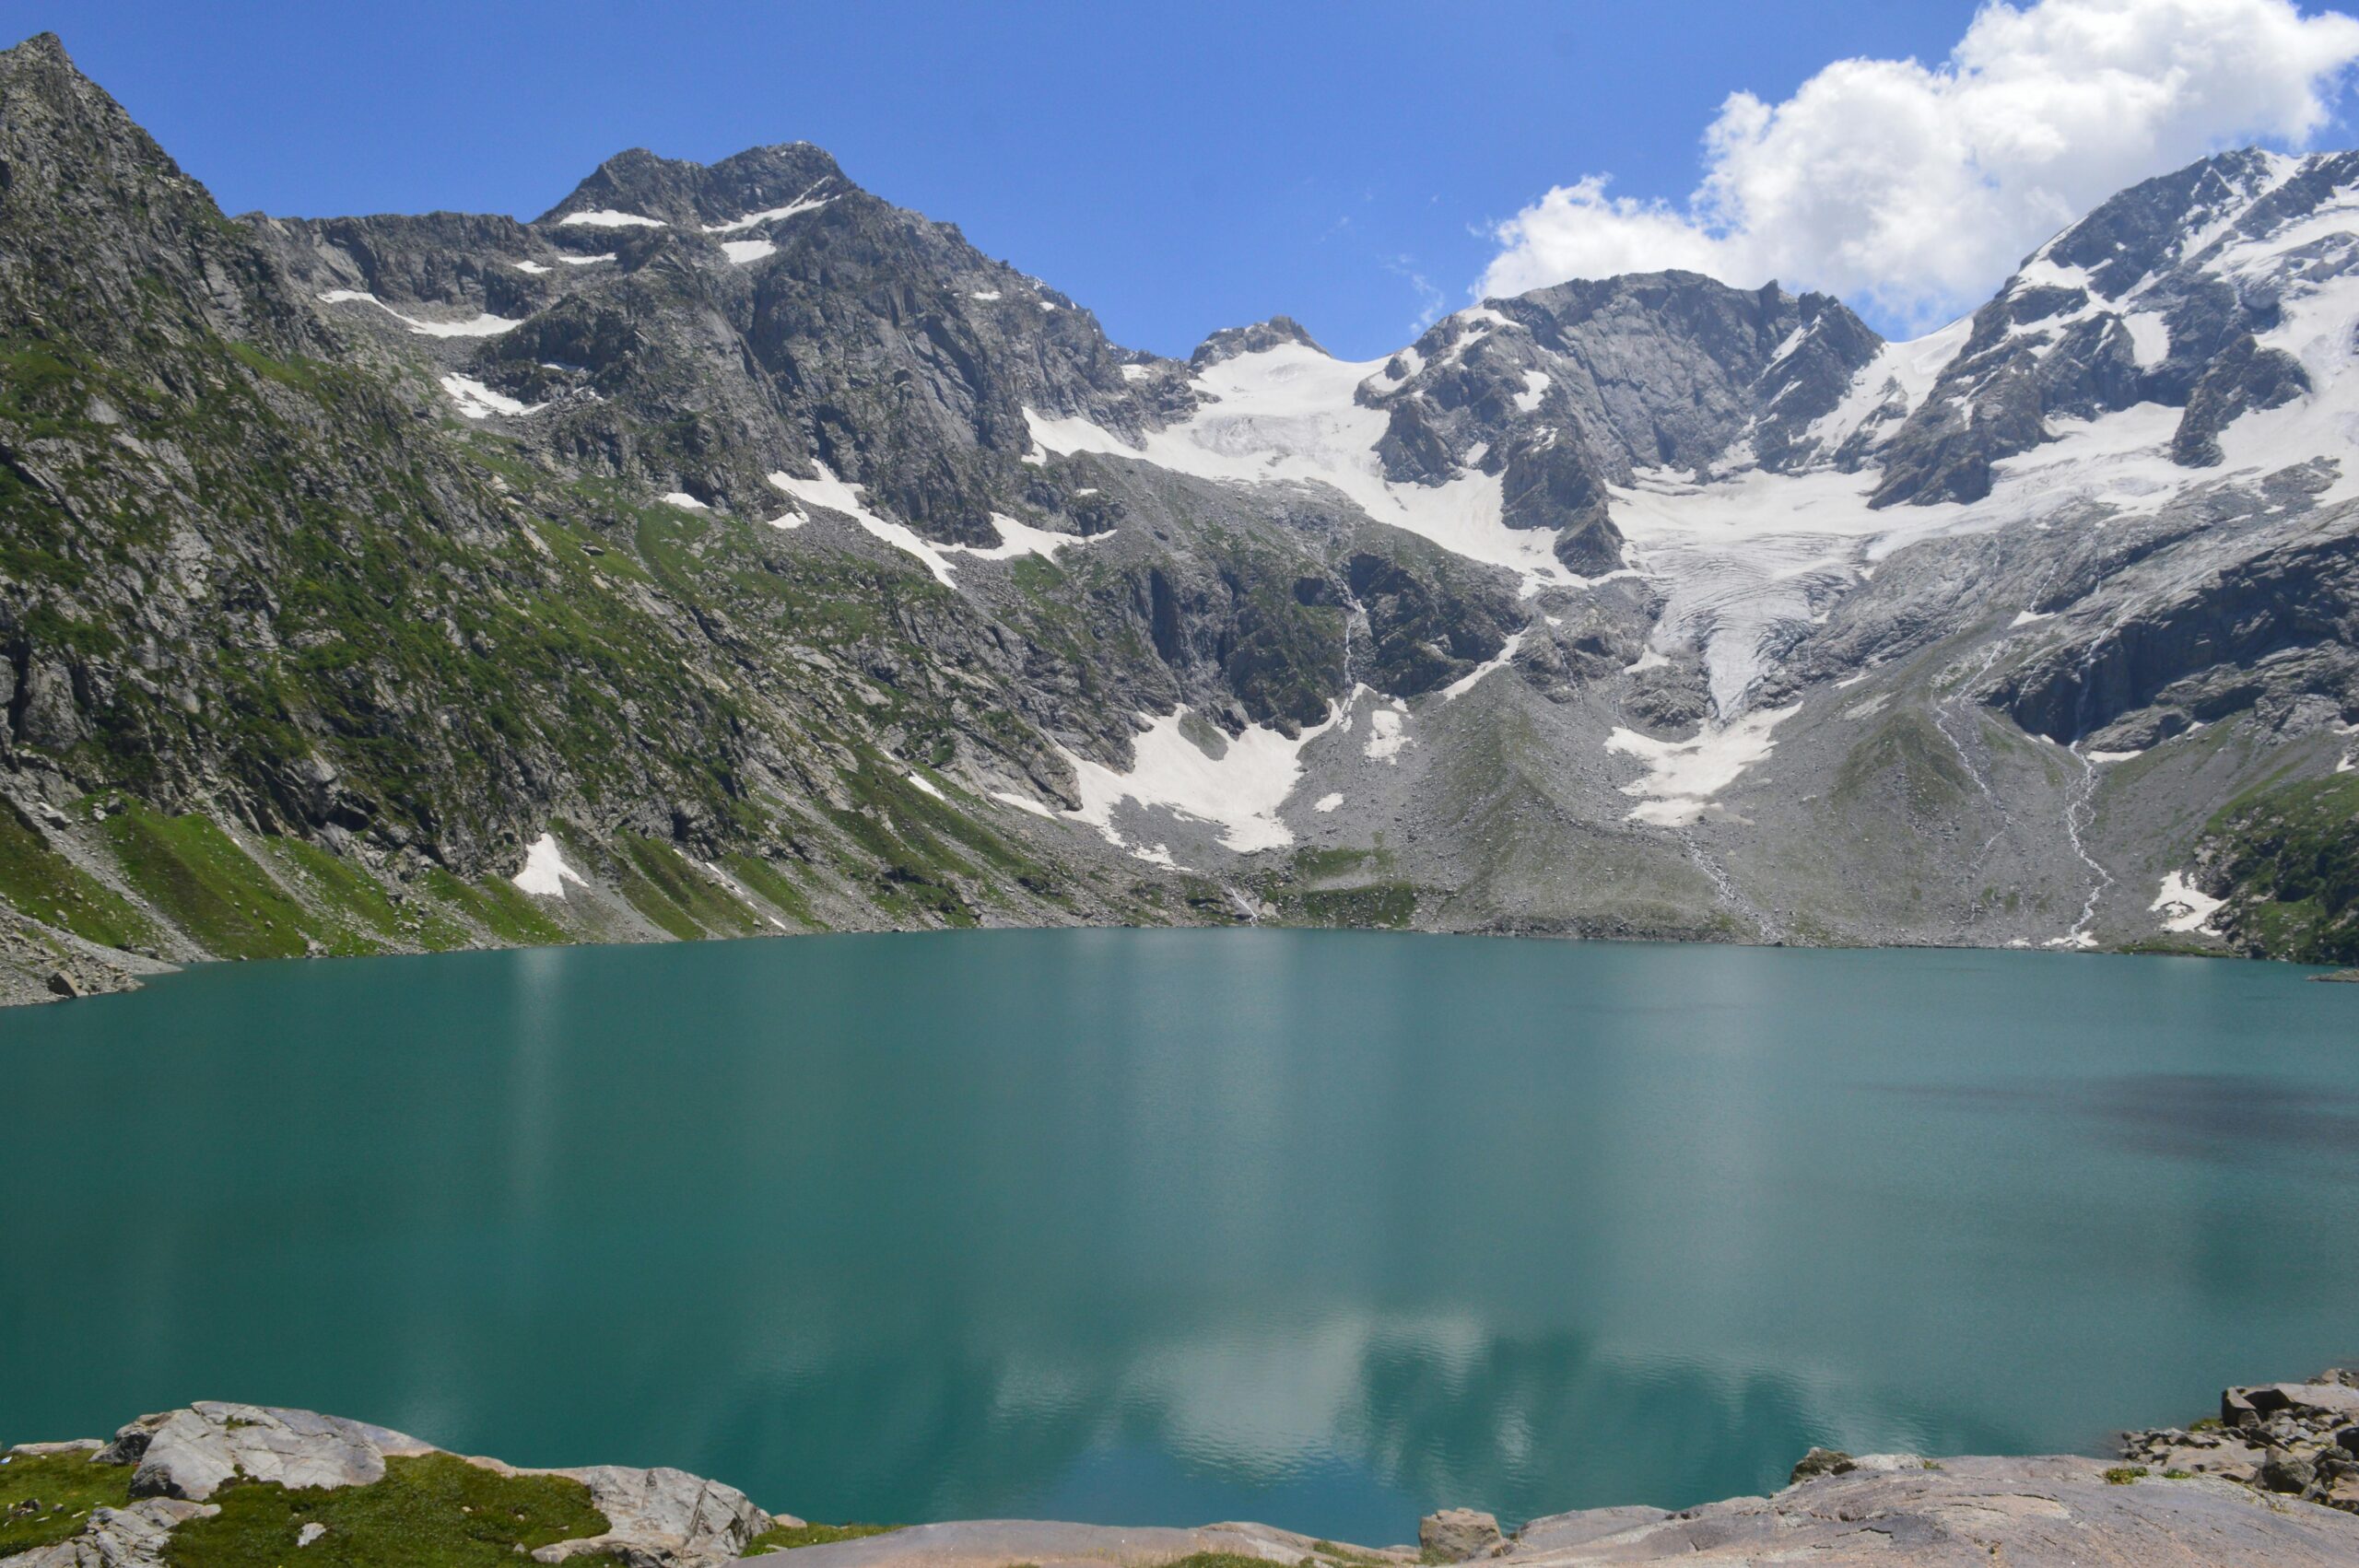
left=1874, top=1073, right=2359, bottom=1166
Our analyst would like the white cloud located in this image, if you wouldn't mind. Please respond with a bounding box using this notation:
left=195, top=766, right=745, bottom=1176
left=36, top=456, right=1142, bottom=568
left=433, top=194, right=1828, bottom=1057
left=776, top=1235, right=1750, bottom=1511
left=1480, top=0, right=2359, bottom=332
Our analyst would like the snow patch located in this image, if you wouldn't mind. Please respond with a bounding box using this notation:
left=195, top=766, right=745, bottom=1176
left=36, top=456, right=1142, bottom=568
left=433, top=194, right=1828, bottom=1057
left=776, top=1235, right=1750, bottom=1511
left=557, top=252, right=615, bottom=266
left=1603, top=705, right=1800, bottom=826
left=660, top=491, right=709, bottom=511
left=765, top=468, right=1097, bottom=586
left=439, top=374, right=545, bottom=420
left=905, top=771, right=945, bottom=801
left=702, top=187, right=833, bottom=233
left=558, top=210, right=664, bottom=228
left=512, top=833, right=586, bottom=898
left=1513, top=370, right=1550, bottom=413
left=1061, top=707, right=1339, bottom=853
left=1363, top=701, right=1411, bottom=761
left=721, top=239, right=776, bottom=264
left=1313, top=792, right=1344, bottom=813
left=511, top=259, right=550, bottom=275
left=318, top=290, right=522, bottom=337
left=2151, top=872, right=2224, bottom=934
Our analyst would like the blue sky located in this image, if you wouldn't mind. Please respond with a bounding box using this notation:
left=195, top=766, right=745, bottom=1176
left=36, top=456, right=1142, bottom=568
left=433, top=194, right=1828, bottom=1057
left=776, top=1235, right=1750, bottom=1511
left=7, top=1, right=1989, bottom=357
left=12, top=2, right=2355, bottom=357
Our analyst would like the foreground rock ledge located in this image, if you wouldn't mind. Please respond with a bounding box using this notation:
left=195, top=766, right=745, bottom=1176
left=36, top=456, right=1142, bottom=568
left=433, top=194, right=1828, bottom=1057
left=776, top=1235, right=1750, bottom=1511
left=6, top=1388, right=2356, bottom=1568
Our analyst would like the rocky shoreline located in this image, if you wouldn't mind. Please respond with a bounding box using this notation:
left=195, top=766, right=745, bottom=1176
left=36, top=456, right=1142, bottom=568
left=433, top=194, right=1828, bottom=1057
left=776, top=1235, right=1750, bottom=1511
left=7, top=1380, right=2358, bottom=1567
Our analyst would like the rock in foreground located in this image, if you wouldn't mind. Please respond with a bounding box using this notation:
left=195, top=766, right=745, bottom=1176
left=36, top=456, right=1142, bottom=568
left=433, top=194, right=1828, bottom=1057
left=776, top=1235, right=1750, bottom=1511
left=9, top=1387, right=2359, bottom=1568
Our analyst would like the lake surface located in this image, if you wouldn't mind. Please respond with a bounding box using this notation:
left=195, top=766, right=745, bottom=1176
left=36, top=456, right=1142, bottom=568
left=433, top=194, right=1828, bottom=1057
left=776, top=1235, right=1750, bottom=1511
left=5, top=931, right=2356, bottom=1543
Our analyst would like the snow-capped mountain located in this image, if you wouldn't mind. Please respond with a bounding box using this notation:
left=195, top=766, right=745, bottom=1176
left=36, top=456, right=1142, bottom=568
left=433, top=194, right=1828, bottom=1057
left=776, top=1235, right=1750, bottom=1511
left=2, top=29, right=2353, bottom=1000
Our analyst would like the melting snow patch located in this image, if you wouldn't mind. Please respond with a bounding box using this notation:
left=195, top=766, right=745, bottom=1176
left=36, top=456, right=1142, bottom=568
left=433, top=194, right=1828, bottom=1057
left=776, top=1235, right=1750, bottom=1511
left=1313, top=792, right=1344, bottom=813
left=660, top=491, right=709, bottom=511
left=905, top=771, right=946, bottom=801
left=971, top=290, right=1003, bottom=302
left=992, top=790, right=1055, bottom=819
left=512, top=833, right=586, bottom=898
left=2085, top=749, right=2142, bottom=764
left=558, top=210, right=665, bottom=228
left=511, top=259, right=550, bottom=275
left=1131, top=843, right=1180, bottom=868
left=1513, top=370, right=1550, bottom=413
left=2010, top=608, right=2053, bottom=628
left=2152, top=872, right=2224, bottom=934
left=1061, top=706, right=1339, bottom=853
left=766, top=469, right=1095, bottom=584
left=439, top=374, right=545, bottom=420
left=721, top=239, right=776, bottom=264
left=702, top=187, right=833, bottom=233
left=1604, top=704, right=1800, bottom=825
left=558, top=252, right=615, bottom=265
left=319, top=290, right=522, bottom=337
left=1364, top=701, right=1411, bottom=760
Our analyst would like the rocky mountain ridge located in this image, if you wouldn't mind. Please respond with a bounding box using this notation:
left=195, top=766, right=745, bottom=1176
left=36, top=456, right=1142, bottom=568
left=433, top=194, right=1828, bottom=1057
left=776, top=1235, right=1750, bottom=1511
left=2, top=29, right=2355, bottom=1000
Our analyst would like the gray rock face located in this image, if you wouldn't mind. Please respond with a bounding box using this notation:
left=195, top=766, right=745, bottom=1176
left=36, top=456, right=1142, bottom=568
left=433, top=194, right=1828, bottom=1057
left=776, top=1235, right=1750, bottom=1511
left=101, top=1402, right=434, bottom=1500
left=1870, top=148, right=2357, bottom=507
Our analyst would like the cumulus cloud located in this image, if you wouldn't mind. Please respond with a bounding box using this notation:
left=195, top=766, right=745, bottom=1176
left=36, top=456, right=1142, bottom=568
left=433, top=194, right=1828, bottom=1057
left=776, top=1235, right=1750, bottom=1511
left=1479, top=0, right=2359, bottom=332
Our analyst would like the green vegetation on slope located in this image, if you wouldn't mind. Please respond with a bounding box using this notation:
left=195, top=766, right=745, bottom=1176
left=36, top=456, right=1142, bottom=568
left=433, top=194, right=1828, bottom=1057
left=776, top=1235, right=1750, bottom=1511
left=162, top=1453, right=622, bottom=1568
left=742, top=1521, right=900, bottom=1555
left=2201, top=772, right=2359, bottom=962
left=0, top=1451, right=134, bottom=1558
left=99, top=801, right=312, bottom=960
left=0, top=801, right=156, bottom=950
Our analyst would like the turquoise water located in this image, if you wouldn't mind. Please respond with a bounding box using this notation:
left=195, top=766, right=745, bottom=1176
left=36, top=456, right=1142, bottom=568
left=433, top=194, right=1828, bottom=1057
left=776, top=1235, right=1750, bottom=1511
left=4, top=931, right=2355, bottom=1543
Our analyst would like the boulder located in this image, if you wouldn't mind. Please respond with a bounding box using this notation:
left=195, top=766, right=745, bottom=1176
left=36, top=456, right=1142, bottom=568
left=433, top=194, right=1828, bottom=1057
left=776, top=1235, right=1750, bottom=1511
left=2258, top=1452, right=2318, bottom=1494
left=1417, top=1508, right=1503, bottom=1562
left=525, top=1463, right=773, bottom=1568
left=1789, top=1446, right=1858, bottom=1484
left=109, top=1403, right=431, bottom=1501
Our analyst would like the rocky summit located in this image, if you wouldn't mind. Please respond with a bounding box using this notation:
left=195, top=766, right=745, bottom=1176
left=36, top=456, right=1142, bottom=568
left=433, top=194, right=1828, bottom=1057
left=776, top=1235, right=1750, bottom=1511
left=2, top=29, right=2357, bottom=1000
left=7, top=1380, right=2358, bottom=1567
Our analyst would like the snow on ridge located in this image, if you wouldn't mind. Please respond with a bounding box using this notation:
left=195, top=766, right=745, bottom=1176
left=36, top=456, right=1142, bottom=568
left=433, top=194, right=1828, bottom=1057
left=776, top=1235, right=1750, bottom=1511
left=440, top=374, right=545, bottom=420
left=319, top=290, right=523, bottom=338
left=702, top=184, right=834, bottom=234
left=1604, top=705, right=1800, bottom=825
left=1023, top=341, right=1574, bottom=597
left=513, top=833, right=586, bottom=897
left=558, top=209, right=665, bottom=228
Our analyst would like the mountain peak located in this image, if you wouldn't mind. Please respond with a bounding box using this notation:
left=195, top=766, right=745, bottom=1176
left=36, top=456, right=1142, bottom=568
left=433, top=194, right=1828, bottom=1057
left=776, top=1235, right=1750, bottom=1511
left=1191, top=315, right=1326, bottom=368
left=537, top=141, right=849, bottom=231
